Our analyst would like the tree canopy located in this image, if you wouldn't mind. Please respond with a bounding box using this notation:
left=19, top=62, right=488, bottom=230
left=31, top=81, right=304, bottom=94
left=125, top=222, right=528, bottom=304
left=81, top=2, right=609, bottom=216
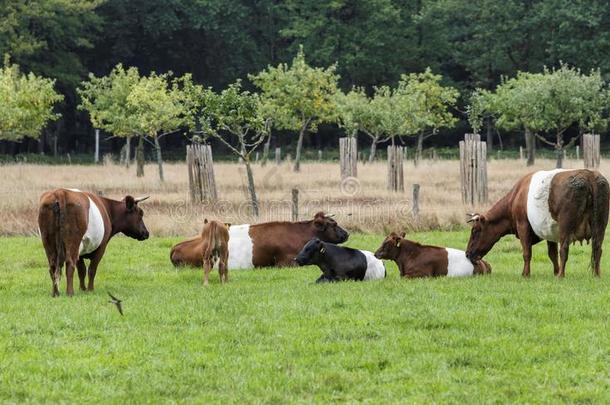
left=0, top=59, right=63, bottom=141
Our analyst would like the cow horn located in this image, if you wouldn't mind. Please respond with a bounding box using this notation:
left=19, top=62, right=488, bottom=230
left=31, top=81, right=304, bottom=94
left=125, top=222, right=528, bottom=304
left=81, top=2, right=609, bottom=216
left=466, top=213, right=480, bottom=223
left=324, top=213, right=335, bottom=218
left=134, top=196, right=150, bottom=203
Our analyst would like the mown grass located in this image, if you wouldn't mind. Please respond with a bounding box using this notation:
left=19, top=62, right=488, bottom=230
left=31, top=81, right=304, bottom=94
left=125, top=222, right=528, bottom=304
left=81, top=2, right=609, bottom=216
left=2, top=230, right=610, bottom=403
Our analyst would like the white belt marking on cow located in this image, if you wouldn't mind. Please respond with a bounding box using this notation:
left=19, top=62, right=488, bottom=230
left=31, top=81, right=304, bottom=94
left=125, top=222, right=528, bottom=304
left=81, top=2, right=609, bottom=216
left=527, top=169, right=567, bottom=242
left=228, top=224, right=254, bottom=270
left=79, top=197, right=105, bottom=256
left=360, top=250, right=386, bottom=280
left=446, top=248, right=474, bottom=277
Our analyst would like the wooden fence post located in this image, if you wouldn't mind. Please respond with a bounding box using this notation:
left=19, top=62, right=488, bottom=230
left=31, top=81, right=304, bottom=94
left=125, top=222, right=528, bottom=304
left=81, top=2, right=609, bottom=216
left=94, top=129, right=100, bottom=164
left=387, top=145, right=404, bottom=192
left=291, top=188, right=299, bottom=221
left=339, top=137, right=358, bottom=179
left=275, top=147, right=281, bottom=165
left=318, top=150, right=323, bottom=161
left=583, top=133, right=600, bottom=169
left=576, top=145, right=580, bottom=160
left=412, top=184, right=420, bottom=217
left=187, top=144, right=218, bottom=203
left=519, top=146, right=523, bottom=161
left=459, top=134, right=487, bottom=206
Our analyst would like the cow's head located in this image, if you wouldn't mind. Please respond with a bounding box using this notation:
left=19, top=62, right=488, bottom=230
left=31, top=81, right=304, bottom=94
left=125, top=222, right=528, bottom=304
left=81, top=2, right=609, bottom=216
left=312, top=212, right=349, bottom=243
left=374, top=231, right=405, bottom=260
left=465, top=213, right=499, bottom=262
left=295, top=238, right=325, bottom=266
left=118, top=195, right=150, bottom=241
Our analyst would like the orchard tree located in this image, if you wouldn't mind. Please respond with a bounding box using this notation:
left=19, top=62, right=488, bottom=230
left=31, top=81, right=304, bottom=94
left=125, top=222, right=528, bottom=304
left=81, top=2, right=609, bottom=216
left=469, top=65, right=608, bottom=168
left=468, top=72, right=542, bottom=166
left=0, top=59, right=63, bottom=141
left=80, top=64, right=201, bottom=179
left=127, top=72, right=201, bottom=182
left=336, top=87, right=396, bottom=162
left=78, top=64, right=141, bottom=168
left=200, top=81, right=270, bottom=217
left=396, top=68, right=459, bottom=165
left=532, top=65, right=608, bottom=168
left=250, top=46, right=338, bottom=172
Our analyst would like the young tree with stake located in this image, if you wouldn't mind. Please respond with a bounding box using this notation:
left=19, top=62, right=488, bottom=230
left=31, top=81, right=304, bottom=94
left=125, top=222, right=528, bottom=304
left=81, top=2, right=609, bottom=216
left=199, top=81, right=270, bottom=217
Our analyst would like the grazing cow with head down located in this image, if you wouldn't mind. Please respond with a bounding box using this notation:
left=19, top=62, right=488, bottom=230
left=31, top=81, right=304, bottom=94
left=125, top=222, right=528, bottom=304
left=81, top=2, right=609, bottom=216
left=38, top=188, right=149, bottom=296
left=170, top=212, right=349, bottom=269
left=200, top=219, right=230, bottom=285
left=294, top=238, right=386, bottom=282
left=465, top=169, right=609, bottom=277
left=374, top=232, right=491, bottom=278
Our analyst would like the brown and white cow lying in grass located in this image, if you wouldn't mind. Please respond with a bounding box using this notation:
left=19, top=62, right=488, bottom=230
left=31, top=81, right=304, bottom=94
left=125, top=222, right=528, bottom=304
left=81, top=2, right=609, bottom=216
left=200, top=219, right=230, bottom=285
left=374, top=232, right=491, bottom=278
left=38, top=188, right=149, bottom=296
left=465, top=169, right=609, bottom=277
left=170, top=212, right=349, bottom=270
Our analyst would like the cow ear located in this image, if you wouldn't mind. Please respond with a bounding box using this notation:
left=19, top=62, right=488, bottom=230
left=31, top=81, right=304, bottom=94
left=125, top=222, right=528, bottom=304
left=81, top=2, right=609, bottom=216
left=313, top=217, right=325, bottom=230
left=224, top=222, right=231, bottom=228
left=204, top=218, right=208, bottom=224
left=125, top=196, right=136, bottom=212
left=400, top=231, right=406, bottom=238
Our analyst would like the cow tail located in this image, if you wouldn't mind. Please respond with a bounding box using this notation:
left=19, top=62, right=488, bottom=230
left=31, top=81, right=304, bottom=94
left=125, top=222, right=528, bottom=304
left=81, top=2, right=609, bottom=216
left=52, top=195, right=66, bottom=272
left=591, top=174, right=609, bottom=273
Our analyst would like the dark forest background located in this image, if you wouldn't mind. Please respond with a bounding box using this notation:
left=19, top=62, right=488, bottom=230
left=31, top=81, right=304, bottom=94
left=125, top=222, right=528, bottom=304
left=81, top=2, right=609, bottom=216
left=2, top=0, right=610, bottom=159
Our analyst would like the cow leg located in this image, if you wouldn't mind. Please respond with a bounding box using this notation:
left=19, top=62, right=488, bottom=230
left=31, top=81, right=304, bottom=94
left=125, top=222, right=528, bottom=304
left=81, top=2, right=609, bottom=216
left=220, top=257, right=228, bottom=283
left=593, top=242, right=602, bottom=277
left=547, top=241, right=559, bottom=276
left=48, top=263, right=60, bottom=297
left=517, top=225, right=533, bottom=277
left=558, top=239, right=570, bottom=278
left=86, top=248, right=106, bottom=291
left=203, top=258, right=212, bottom=285
left=77, top=258, right=87, bottom=291
left=65, top=258, right=75, bottom=297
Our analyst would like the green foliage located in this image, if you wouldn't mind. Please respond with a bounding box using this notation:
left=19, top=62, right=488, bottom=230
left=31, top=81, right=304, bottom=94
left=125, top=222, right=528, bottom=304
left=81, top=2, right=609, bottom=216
left=470, top=65, right=608, bottom=137
left=79, top=64, right=201, bottom=138
left=396, top=68, right=459, bottom=137
left=201, top=80, right=269, bottom=145
left=3, top=231, right=610, bottom=402
left=0, top=59, right=63, bottom=141
left=250, top=46, right=339, bottom=133
left=0, top=0, right=103, bottom=86
left=78, top=64, right=141, bottom=137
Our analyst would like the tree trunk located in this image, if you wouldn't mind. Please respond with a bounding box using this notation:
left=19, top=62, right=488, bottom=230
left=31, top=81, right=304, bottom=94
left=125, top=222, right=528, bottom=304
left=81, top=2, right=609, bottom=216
left=415, top=131, right=424, bottom=167
left=486, top=117, right=493, bottom=151
left=154, top=135, right=164, bottom=181
left=368, top=137, right=378, bottom=163
left=125, top=137, right=131, bottom=168
left=293, top=125, right=306, bottom=172
left=262, top=135, right=271, bottom=166
left=555, top=133, right=564, bottom=169
left=244, top=159, right=259, bottom=217
left=525, top=128, right=535, bottom=166
left=136, top=135, right=145, bottom=177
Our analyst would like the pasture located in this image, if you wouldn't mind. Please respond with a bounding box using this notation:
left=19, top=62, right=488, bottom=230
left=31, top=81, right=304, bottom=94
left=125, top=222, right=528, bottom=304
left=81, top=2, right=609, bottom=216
left=2, top=230, right=610, bottom=403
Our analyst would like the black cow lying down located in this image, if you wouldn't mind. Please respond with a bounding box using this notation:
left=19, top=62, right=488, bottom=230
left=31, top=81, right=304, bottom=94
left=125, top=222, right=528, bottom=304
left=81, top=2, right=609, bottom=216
left=294, top=238, right=386, bottom=282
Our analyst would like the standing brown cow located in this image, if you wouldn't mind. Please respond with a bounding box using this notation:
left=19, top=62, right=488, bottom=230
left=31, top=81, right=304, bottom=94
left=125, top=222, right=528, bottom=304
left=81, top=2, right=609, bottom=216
left=170, top=212, right=349, bottom=269
left=466, top=169, right=609, bottom=277
left=201, top=219, right=230, bottom=285
left=38, top=188, right=150, bottom=296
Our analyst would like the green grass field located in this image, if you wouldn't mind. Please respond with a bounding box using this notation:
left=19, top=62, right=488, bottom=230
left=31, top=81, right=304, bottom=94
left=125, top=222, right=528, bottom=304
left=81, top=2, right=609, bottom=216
left=2, top=230, right=610, bottom=403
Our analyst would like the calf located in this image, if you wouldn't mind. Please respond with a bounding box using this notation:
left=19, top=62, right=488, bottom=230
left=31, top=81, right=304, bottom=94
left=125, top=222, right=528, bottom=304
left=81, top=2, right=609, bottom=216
left=170, top=212, right=349, bottom=269
left=294, top=238, right=386, bottom=282
left=200, top=219, right=230, bottom=285
left=374, top=232, right=491, bottom=278
left=38, top=188, right=149, bottom=296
